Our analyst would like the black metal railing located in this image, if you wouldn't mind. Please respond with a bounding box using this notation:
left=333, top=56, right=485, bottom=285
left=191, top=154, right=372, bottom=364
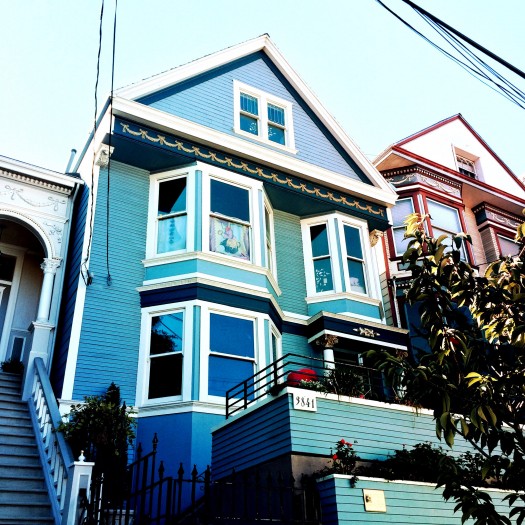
left=79, top=435, right=320, bottom=524
left=226, top=352, right=388, bottom=419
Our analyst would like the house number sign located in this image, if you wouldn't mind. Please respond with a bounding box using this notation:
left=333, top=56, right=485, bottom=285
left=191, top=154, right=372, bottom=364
left=288, top=388, right=317, bottom=412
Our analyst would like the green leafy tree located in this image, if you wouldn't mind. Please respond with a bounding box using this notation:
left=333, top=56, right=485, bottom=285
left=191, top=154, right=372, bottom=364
left=368, top=213, right=525, bottom=524
left=58, top=383, right=136, bottom=504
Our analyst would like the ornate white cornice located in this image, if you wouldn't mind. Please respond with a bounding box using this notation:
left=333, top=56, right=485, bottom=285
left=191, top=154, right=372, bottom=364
left=0, top=168, right=74, bottom=195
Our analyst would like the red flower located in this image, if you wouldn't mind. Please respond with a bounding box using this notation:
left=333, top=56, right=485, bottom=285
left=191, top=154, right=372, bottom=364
left=340, top=439, right=346, bottom=445
left=348, top=443, right=353, bottom=447
left=332, top=454, right=338, bottom=460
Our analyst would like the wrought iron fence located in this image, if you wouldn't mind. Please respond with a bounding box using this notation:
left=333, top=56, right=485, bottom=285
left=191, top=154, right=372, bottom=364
left=79, top=435, right=320, bottom=525
left=226, top=352, right=389, bottom=419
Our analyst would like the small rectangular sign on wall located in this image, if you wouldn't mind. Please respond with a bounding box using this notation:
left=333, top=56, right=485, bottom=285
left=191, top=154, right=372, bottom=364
left=288, top=388, right=317, bottom=412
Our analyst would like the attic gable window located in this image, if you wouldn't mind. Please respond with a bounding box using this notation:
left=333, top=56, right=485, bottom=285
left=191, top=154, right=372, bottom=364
left=234, top=80, right=296, bottom=152
left=456, top=154, right=477, bottom=178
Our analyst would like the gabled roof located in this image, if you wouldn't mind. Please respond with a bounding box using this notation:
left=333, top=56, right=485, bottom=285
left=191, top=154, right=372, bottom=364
left=115, top=35, right=394, bottom=198
left=382, top=114, right=522, bottom=188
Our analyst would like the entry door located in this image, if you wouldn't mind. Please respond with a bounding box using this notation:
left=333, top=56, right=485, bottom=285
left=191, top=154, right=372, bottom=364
left=0, top=253, right=20, bottom=362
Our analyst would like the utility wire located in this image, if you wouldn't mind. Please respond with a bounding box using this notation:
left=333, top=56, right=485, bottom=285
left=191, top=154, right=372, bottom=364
left=106, top=0, right=118, bottom=286
left=400, top=0, right=525, bottom=80
left=375, top=0, right=525, bottom=109
left=82, top=0, right=105, bottom=286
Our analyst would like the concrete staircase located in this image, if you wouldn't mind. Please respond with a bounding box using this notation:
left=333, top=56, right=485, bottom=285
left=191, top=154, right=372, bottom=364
left=0, top=371, right=54, bottom=524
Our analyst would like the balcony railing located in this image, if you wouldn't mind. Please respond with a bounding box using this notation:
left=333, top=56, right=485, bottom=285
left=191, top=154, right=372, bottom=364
left=226, top=353, right=388, bottom=419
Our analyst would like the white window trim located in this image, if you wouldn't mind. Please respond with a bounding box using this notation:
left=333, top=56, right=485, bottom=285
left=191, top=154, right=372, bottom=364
left=301, top=213, right=380, bottom=301
left=136, top=303, right=194, bottom=407
left=338, top=217, right=375, bottom=298
left=199, top=303, right=268, bottom=404
left=263, top=196, right=278, bottom=280
left=301, top=215, right=342, bottom=297
left=233, top=80, right=297, bottom=153
left=146, top=167, right=195, bottom=259
left=202, top=167, right=263, bottom=266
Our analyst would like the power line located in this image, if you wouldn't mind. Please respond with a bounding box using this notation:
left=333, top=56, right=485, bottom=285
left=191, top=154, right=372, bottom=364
left=375, top=0, right=525, bottom=109
left=106, top=0, right=118, bottom=286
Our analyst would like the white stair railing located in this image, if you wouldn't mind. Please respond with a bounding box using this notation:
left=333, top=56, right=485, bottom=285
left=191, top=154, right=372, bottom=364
left=28, top=357, right=94, bottom=525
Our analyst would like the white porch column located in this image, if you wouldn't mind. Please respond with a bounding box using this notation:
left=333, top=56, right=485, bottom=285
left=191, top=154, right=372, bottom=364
left=315, top=335, right=339, bottom=370
left=22, top=257, right=62, bottom=399
left=37, top=258, right=61, bottom=322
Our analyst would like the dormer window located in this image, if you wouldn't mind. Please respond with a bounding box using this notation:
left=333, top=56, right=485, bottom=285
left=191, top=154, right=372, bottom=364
left=234, top=81, right=296, bottom=152
left=456, top=154, right=477, bottom=178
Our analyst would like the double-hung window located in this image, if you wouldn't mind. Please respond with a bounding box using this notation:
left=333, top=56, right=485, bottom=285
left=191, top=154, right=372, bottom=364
left=148, top=312, right=184, bottom=399
left=209, top=178, right=251, bottom=261
left=426, top=199, right=467, bottom=260
left=234, top=81, right=295, bottom=151
left=264, top=204, right=276, bottom=274
left=309, top=223, right=334, bottom=293
left=342, top=224, right=367, bottom=294
left=208, top=313, right=255, bottom=397
left=497, top=234, right=519, bottom=257
left=391, top=198, right=415, bottom=256
left=151, top=174, right=188, bottom=256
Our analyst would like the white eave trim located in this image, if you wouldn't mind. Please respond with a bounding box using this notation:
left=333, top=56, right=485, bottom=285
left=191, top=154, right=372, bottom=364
left=112, top=97, right=397, bottom=208
left=0, top=155, right=82, bottom=189
left=115, top=35, right=394, bottom=198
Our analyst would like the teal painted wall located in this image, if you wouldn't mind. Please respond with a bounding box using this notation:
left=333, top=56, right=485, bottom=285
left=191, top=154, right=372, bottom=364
left=213, top=392, right=478, bottom=478
left=317, top=476, right=515, bottom=524
left=273, top=210, right=307, bottom=315
left=138, top=53, right=364, bottom=183
left=212, top=397, right=292, bottom=478
left=136, top=410, right=223, bottom=477
left=282, top=333, right=314, bottom=358
left=73, top=162, right=149, bottom=403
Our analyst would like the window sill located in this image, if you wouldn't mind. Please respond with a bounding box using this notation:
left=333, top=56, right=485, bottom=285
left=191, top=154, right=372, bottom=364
left=233, top=127, right=298, bottom=155
left=141, top=251, right=282, bottom=296
left=137, top=399, right=226, bottom=417
left=306, top=291, right=382, bottom=308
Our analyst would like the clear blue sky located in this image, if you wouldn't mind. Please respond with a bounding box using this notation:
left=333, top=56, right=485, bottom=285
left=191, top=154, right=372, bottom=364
left=1, top=0, right=523, bottom=178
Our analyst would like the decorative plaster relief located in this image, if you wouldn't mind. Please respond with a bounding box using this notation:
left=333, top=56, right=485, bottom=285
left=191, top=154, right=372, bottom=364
left=0, top=180, right=68, bottom=218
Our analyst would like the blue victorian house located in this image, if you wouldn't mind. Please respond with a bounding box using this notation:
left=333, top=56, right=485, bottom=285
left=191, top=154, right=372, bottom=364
left=52, top=35, right=403, bottom=472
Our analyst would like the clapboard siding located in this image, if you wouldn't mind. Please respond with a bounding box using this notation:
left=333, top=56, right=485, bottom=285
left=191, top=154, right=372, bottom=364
left=52, top=183, right=89, bottom=396
left=212, top=396, right=292, bottom=478
left=282, top=333, right=313, bottom=357
left=213, top=392, right=477, bottom=478
left=273, top=210, right=308, bottom=315
left=139, top=53, right=364, bottom=183
left=73, top=162, right=149, bottom=403
left=317, top=476, right=515, bottom=524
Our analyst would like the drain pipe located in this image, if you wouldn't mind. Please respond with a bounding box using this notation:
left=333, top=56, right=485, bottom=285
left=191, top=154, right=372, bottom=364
left=65, top=149, right=77, bottom=173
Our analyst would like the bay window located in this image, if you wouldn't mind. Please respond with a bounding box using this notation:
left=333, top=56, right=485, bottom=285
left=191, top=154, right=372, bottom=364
left=302, top=214, right=377, bottom=300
